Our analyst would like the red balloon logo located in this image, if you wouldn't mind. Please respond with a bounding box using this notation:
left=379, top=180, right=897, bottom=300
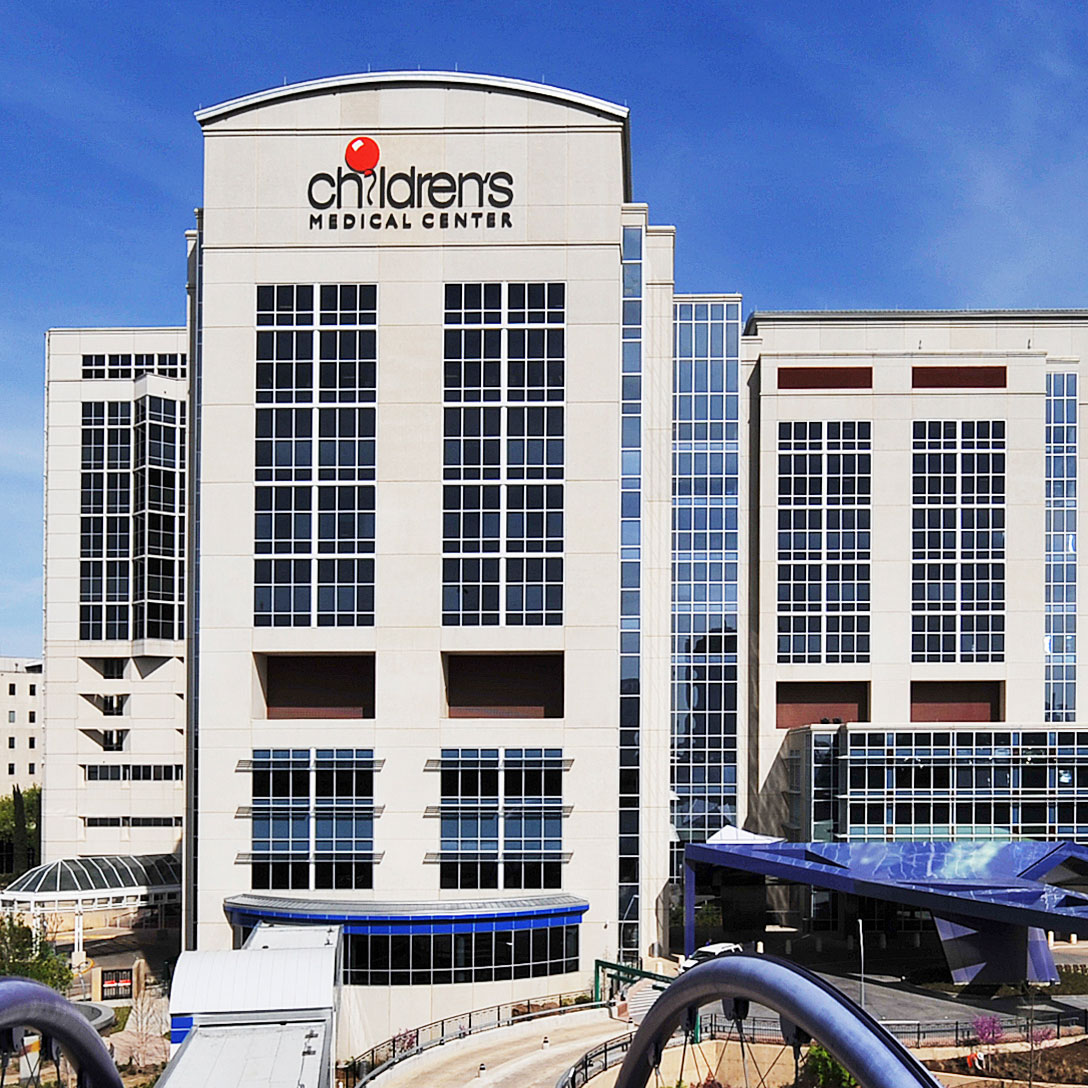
left=345, top=137, right=380, bottom=175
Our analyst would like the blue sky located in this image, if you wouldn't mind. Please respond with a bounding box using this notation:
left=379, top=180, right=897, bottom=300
left=1, top=0, right=1085, bottom=654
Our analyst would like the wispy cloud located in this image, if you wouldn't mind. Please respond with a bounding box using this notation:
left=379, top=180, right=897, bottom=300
left=730, top=0, right=1088, bottom=306
left=0, top=8, right=199, bottom=207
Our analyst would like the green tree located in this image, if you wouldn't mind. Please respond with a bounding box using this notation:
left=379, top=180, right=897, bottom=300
left=25, top=786, right=40, bottom=870
left=12, top=787, right=27, bottom=876
left=800, top=1044, right=858, bottom=1088
left=0, top=786, right=40, bottom=878
left=0, top=915, right=72, bottom=992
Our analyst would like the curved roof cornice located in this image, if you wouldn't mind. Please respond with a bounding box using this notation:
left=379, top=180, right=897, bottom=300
left=194, top=71, right=629, bottom=125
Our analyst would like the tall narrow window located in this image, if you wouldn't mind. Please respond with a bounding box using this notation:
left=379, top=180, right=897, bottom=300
left=776, top=422, right=871, bottom=665
left=618, top=225, right=642, bottom=963
left=1046, top=375, right=1077, bottom=720
left=253, top=285, right=377, bottom=627
left=442, top=284, right=564, bottom=626
left=911, top=422, right=1005, bottom=662
left=672, top=298, right=742, bottom=881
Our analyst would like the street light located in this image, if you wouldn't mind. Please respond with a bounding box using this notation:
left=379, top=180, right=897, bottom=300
left=857, top=918, right=865, bottom=1010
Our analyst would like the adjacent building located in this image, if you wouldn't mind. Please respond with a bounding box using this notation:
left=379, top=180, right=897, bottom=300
left=39, top=72, right=1088, bottom=1051
left=42, top=330, right=188, bottom=858
left=0, top=659, right=42, bottom=791
left=745, top=311, right=1086, bottom=846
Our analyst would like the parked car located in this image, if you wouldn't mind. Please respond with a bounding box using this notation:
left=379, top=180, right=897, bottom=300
left=678, top=942, right=744, bottom=972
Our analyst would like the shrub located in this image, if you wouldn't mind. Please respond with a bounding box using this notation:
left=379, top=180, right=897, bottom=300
left=801, top=1044, right=857, bottom=1088
left=1054, top=965, right=1088, bottom=994
left=972, top=1014, right=1004, bottom=1046
left=392, top=1027, right=418, bottom=1051
left=1030, top=1025, right=1056, bottom=1044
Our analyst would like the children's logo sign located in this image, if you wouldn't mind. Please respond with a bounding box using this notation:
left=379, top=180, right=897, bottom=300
left=344, top=136, right=380, bottom=175
left=306, top=137, right=515, bottom=233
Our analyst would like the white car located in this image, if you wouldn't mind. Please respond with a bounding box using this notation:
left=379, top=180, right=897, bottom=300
left=678, top=942, right=744, bottom=971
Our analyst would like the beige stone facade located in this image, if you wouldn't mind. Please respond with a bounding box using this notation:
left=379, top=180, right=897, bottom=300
left=0, top=659, right=42, bottom=793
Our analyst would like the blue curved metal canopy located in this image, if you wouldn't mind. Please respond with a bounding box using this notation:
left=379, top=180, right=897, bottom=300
left=686, top=839, right=1088, bottom=937
left=223, top=892, right=588, bottom=934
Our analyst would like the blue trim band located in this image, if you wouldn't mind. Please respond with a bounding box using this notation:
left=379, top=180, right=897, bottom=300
left=170, top=1014, right=193, bottom=1045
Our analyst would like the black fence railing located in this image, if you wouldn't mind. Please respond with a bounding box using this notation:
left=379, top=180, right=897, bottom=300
left=556, top=1008, right=1088, bottom=1088
left=341, top=990, right=603, bottom=1087
left=556, top=1030, right=636, bottom=1088
left=699, top=1009, right=1088, bottom=1048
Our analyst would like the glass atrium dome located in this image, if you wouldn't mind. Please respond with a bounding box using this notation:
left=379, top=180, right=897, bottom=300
left=1, top=854, right=180, bottom=912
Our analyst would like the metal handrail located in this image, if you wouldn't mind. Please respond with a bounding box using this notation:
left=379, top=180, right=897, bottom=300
left=592, top=958, right=672, bottom=1002
left=556, top=1031, right=637, bottom=1088
left=341, top=988, right=604, bottom=1086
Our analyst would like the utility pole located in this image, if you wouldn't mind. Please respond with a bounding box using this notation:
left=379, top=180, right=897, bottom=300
left=1028, top=985, right=1035, bottom=1088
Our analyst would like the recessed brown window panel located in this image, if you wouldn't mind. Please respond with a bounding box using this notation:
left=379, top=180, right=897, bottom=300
left=449, top=705, right=545, bottom=719
left=446, top=653, right=563, bottom=718
left=776, top=681, right=870, bottom=729
left=778, top=367, right=873, bottom=390
left=910, top=680, right=1002, bottom=722
left=264, top=654, right=375, bottom=719
left=912, top=366, right=1006, bottom=389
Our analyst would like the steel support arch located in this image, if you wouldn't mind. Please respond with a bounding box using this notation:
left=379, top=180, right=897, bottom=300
left=0, top=977, right=122, bottom=1088
left=613, top=954, right=941, bottom=1088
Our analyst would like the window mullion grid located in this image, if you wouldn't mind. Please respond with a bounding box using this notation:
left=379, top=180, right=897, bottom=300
left=956, top=435, right=965, bottom=662
left=550, top=302, right=567, bottom=627
left=618, top=226, right=642, bottom=962
left=306, top=291, right=318, bottom=624
left=1045, top=374, right=1077, bottom=721
left=310, top=396, right=319, bottom=623
left=308, top=757, right=316, bottom=888
left=253, top=282, right=377, bottom=627
left=819, top=443, right=828, bottom=664
left=127, top=435, right=136, bottom=639
left=555, top=306, right=567, bottom=624
left=499, top=282, right=509, bottom=622
left=321, top=284, right=376, bottom=627
left=670, top=301, right=741, bottom=868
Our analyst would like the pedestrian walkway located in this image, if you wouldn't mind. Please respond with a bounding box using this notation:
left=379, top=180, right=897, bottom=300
left=372, top=1008, right=624, bottom=1088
